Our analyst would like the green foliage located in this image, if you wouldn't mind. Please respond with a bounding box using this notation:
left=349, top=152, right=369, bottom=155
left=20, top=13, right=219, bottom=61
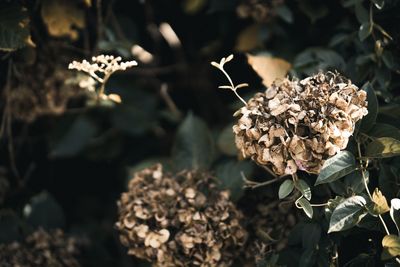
left=1, top=0, right=400, bottom=266
left=315, top=151, right=356, bottom=185
left=172, top=113, right=215, bottom=171
left=278, top=179, right=294, bottom=199
left=328, top=196, right=367, bottom=233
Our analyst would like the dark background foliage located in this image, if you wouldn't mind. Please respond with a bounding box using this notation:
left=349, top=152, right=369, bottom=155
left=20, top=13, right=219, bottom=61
left=1, top=0, right=400, bottom=266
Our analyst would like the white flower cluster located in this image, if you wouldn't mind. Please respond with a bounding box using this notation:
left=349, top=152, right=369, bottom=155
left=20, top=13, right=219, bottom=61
left=69, top=55, right=137, bottom=83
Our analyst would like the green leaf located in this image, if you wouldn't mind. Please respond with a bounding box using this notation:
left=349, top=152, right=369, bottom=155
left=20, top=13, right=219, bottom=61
left=217, top=125, right=237, bottom=156
left=328, top=195, right=367, bottom=233
left=215, top=160, right=254, bottom=202
left=0, top=2, right=30, bottom=51
left=50, top=115, right=98, bottom=158
left=275, top=5, right=293, bottom=23
left=297, top=198, right=313, bottom=219
left=23, top=191, right=65, bottom=230
left=0, top=211, right=24, bottom=243
left=390, top=198, right=400, bottom=234
left=355, top=2, right=369, bottom=24
left=382, top=51, right=394, bottom=69
left=279, top=179, right=294, bottom=199
left=295, top=179, right=312, bottom=201
left=365, top=137, right=400, bottom=158
left=359, top=22, right=373, bottom=41
left=294, top=47, right=345, bottom=75
left=379, top=164, right=399, bottom=200
left=298, top=0, right=328, bottom=23
left=360, top=82, right=378, bottom=132
left=368, top=123, right=400, bottom=140
left=343, top=253, right=374, bottom=267
left=172, top=113, right=215, bottom=171
left=302, top=223, right=321, bottom=249
left=382, top=235, right=400, bottom=260
left=372, top=0, right=384, bottom=9
left=315, top=151, right=356, bottom=185
left=299, top=248, right=317, bottom=267
left=344, top=170, right=367, bottom=195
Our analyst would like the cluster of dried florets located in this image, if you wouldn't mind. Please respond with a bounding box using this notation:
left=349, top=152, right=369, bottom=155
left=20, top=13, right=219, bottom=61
left=116, top=164, right=248, bottom=267
left=68, top=55, right=137, bottom=102
left=0, top=228, right=81, bottom=267
left=233, top=72, right=368, bottom=175
left=68, top=55, right=137, bottom=84
left=237, top=0, right=285, bottom=23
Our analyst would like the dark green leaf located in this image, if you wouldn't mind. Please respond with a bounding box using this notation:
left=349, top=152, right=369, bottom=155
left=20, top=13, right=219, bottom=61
left=359, top=82, right=378, bottom=132
left=279, top=179, right=294, bottom=199
left=379, top=164, right=398, bottom=200
left=23, top=191, right=65, bottom=230
left=295, top=179, right=312, bottom=200
left=325, top=196, right=345, bottom=220
left=299, top=248, right=317, bottom=267
left=329, top=33, right=350, bottom=47
left=112, top=105, right=156, bottom=136
left=365, top=137, right=400, bottom=158
left=217, top=125, right=237, bottom=156
left=215, top=160, right=254, bottom=202
left=368, top=123, right=400, bottom=140
left=372, top=0, right=385, bottom=9
left=50, top=116, right=97, bottom=158
left=342, top=0, right=361, bottom=7
left=302, top=223, right=321, bottom=249
left=315, top=151, right=356, bottom=185
left=294, top=47, right=345, bottom=75
left=359, top=22, right=372, bottom=41
left=344, top=170, right=367, bottom=195
left=343, top=253, right=375, bottom=267
left=0, top=211, right=24, bottom=243
left=328, top=195, right=367, bottom=233
left=298, top=0, right=328, bottom=23
left=172, top=113, right=215, bottom=171
left=382, top=51, right=394, bottom=69
left=355, top=2, right=369, bottom=24
left=275, top=5, right=293, bottom=23
left=0, top=2, right=30, bottom=51
left=297, top=198, right=313, bottom=219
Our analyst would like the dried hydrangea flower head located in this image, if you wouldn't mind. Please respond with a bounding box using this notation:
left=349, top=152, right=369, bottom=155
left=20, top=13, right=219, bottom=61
left=69, top=55, right=137, bottom=102
left=0, top=228, right=81, bottom=267
left=116, top=164, right=248, bottom=267
left=233, top=72, right=368, bottom=175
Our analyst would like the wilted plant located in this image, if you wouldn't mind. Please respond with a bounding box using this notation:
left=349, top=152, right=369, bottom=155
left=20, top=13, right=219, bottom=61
left=115, top=164, right=247, bottom=267
left=68, top=55, right=137, bottom=103
left=212, top=54, right=400, bottom=264
left=0, top=228, right=81, bottom=267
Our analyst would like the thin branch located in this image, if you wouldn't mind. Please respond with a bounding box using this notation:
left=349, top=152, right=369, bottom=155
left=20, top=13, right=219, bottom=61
left=357, top=141, right=390, bottom=235
left=242, top=172, right=286, bottom=189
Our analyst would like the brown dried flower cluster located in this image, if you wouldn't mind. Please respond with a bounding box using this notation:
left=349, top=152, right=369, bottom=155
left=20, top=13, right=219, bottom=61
left=233, top=72, right=368, bottom=175
left=0, top=228, right=81, bottom=267
left=237, top=0, right=285, bottom=23
left=241, top=199, right=300, bottom=267
left=116, top=164, right=248, bottom=267
left=7, top=61, right=85, bottom=122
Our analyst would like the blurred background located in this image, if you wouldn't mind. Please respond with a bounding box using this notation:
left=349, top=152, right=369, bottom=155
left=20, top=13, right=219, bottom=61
left=0, top=0, right=400, bottom=266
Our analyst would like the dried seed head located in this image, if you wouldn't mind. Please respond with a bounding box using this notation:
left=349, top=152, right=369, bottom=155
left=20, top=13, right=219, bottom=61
left=116, top=164, right=248, bottom=267
left=0, top=228, right=81, bottom=267
left=233, top=72, right=368, bottom=175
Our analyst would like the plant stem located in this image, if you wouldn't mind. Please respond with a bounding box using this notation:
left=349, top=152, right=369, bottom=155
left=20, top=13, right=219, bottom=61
left=357, top=141, right=390, bottom=235
left=219, top=67, right=247, bottom=106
